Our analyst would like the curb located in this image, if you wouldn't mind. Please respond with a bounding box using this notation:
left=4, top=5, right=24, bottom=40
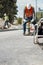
left=0, top=28, right=23, bottom=32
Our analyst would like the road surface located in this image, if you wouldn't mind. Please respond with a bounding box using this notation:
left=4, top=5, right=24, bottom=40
left=0, top=30, right=43, bottom=65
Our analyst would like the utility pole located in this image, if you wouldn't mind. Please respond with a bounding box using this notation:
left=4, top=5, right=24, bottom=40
left=36, top=0, right=37, bottom=20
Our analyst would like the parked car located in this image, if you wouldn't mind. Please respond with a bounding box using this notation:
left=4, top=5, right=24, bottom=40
left=34, top=18, right=43, bottom=44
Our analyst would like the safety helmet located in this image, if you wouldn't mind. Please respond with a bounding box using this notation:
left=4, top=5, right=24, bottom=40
left=26, top=4, right=31, bottom=9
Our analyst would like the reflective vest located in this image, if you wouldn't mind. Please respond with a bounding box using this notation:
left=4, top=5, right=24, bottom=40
left=25, top=6, right=34, bottom=17
left=4, top=16, right=9, bottom=21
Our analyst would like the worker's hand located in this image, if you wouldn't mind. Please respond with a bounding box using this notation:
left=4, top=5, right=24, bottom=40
left=23, top=18, right=26, bottom=23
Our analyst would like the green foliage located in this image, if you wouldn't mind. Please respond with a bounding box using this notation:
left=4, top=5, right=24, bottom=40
left=31, top=12, right=43, bottom=25
left=0, top=0, right=18, bottom=23
left=36, top=12, right=43, bottom=21
left=17, top=18, right=22, bottom=25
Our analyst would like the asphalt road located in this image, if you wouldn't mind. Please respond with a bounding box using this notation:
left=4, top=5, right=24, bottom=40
left=0, top=30, right=43, bottom=65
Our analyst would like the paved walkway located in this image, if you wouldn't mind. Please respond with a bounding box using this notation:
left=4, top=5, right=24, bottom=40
left=0, top=30, right=43, bottom=65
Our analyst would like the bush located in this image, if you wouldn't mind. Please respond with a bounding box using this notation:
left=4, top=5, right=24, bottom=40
left=17, top=18, right=22, bottom=24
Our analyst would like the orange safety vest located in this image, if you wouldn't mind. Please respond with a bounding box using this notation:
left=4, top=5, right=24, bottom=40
left=25, top=6, right=34, bottom=17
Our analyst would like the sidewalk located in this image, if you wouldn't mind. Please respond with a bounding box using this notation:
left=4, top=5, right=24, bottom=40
left=0, top=24, right=23, bottom=32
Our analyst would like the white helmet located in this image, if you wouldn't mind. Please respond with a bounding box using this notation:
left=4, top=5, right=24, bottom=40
left=26, top=4, right=31, bottom=9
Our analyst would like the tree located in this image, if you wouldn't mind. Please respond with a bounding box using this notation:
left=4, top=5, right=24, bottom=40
left=0, top=0, right=18, bottom=23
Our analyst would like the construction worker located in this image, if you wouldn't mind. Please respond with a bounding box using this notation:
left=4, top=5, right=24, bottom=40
left=4, top=13, right=9, bottom=28
left=23, top=4, right=35, bottom=35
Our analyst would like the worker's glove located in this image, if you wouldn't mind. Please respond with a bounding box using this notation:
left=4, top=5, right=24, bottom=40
left=23, top=18, right=26, bottom=23
left=31, top=18, right=35, bottom=23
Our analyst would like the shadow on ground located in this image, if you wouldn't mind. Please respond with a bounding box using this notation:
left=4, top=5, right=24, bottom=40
left=38, top=43, right=43, bottom=50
